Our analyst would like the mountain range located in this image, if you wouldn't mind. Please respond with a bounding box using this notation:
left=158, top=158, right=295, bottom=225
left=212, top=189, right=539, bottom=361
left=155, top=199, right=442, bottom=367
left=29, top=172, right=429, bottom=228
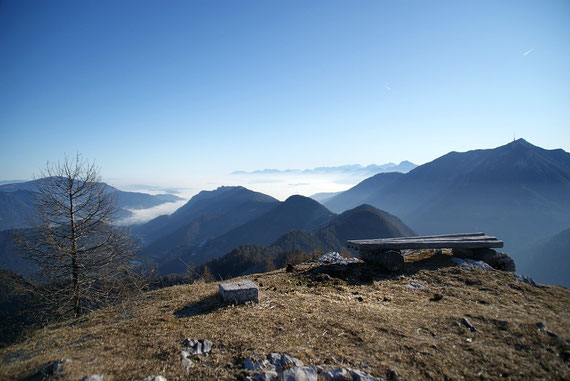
left=139, top=189, right=414, bottom=275
left=1, top=139, right=568, bottom=286
left=0, top=179, right=183, bottom=231
left=233, top=161, right=417, bottom=176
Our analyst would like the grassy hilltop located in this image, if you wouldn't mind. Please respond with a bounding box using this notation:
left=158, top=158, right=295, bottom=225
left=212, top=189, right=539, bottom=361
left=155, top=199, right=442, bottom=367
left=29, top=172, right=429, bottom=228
left=1, top=251, right=568, bottom=380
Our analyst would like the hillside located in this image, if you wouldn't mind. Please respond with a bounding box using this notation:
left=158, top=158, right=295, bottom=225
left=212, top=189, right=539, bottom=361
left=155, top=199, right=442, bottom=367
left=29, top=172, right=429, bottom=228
left=0, top=230, right=37, bottom=277
left=157, top=195, right=334, bottom=274
left=135, top=186, right=279, bottom=246
left=1, top=254, right=568, bottom=380
left=137, top=187, right=279, bottom=263
left=517, top=227, right=570, bottom=288
left=272, top=204, right=415, bottom=253
left=324, top=139, right=570, bottom=283
left=190, top=205, right=416, bottom=281
left=0, top=270, right=42, bottom=348
left=0, top=191, right=35, bottom=231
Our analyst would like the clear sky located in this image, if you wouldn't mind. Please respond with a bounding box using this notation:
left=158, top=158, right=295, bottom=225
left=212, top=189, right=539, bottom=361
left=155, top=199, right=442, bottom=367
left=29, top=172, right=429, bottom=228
left=1, top=1, right=569, bottom=195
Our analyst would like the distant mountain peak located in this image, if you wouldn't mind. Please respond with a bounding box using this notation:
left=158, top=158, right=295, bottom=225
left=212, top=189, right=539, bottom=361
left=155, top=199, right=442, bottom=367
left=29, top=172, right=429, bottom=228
left=284, top=194, right=315, bottom=203
left=505, top=138, right=535, bottom=149
left=282, top=194, right=333, bottom=211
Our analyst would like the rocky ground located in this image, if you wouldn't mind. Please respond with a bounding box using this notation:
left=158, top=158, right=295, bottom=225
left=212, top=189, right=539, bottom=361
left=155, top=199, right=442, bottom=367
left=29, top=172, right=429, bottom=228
left=0, top=250, right=568, bottom=380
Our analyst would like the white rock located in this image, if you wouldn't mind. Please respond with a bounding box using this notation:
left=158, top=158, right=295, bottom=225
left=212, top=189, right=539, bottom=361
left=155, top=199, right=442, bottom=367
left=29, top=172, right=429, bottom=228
left=142, top=377, right=167, bottom=381
left=318, top=252, right=361, bottom=265
left=321, top=367, right=352, bottom=380
left=514, top=273, right=540, bottom=286
left=279, top=366, right=317, bottom=381
left=245, top=357, right=274, bottom=371
left=451, top=257, right=493, bottom=271
left=280, top=354, right=304, bottom=369
left=182, top=338, right=213, bottom=355
left=349, top=369, right=381, bottom=381
left=181, top=356, right=194, bottom=371
left=405, top=282, right=426, bottom=290
left=81, top=376, right=103, bottom=381
left=268, top=353, right=282, bottom=366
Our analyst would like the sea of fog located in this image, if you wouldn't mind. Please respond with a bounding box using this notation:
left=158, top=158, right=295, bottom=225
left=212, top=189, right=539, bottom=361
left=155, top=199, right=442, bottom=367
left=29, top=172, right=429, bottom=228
left=110, top=170, right=374, bottom=225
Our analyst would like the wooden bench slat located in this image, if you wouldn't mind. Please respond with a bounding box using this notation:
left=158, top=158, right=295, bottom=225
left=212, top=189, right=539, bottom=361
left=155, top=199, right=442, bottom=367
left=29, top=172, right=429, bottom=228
left=346, top=239, right=503, bottom=250
left=388, top=232, right=485, bottom=240
left=348, top=236, right=499, bottom=245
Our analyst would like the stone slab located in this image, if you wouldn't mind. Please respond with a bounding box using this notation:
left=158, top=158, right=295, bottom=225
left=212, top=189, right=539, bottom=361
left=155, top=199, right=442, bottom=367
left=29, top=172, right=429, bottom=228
left=219, top=280, right=259, bottom=304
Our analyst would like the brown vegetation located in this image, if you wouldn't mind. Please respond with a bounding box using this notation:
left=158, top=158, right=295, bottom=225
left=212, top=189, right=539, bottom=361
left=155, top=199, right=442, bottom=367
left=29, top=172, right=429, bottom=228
left=0, top=251, right=568, bottom=380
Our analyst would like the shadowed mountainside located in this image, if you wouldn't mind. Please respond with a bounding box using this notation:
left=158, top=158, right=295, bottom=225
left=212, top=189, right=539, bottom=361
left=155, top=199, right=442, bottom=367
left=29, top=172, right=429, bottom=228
left=516, top=227, right=570, bottom=288
left=272, top=204, right=416, bottom=253
left=156, top=195, right=335, bottom=274
left=136, top=187, right=280, bottom=260
left=155, top=201, right=415, bottom=276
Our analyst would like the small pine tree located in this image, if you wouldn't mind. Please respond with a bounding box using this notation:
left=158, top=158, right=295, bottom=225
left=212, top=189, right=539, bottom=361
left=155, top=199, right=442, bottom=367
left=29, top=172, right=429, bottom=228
left=201, top=265, right=216, bottom=283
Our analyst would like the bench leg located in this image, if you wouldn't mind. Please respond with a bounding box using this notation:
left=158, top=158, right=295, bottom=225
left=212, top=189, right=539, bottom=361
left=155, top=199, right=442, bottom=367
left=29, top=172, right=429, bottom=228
left=360, top=249, right=404, bottom=272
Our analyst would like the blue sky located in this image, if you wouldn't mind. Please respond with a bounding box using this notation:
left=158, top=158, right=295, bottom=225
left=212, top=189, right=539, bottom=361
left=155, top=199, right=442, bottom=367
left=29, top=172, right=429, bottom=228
left=1, top=0, right=569, bottom=195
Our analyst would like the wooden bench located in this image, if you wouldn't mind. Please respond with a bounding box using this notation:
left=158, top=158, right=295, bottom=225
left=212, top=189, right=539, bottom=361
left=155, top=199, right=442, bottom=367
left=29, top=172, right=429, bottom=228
left=347, top=232, right=513, bottom=272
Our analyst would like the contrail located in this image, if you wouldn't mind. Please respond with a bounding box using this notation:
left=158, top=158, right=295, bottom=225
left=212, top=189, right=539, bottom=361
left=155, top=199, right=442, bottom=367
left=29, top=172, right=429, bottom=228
left=523, top=48, right=534, bottom=56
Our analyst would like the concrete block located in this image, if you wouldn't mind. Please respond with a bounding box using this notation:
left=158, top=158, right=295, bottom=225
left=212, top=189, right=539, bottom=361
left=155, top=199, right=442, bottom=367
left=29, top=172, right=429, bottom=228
left=219, top=280, right=259, bottom=304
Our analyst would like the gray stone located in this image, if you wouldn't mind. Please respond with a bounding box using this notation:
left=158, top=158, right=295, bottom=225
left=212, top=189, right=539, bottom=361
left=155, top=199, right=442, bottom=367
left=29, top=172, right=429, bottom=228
left=452, top=248, right=515, bottom=272
left=279, top=366, right=317, bottom=381
left=219, top=280, right=259, bottom=304
left=461, top=317, right=477, bottom=332
left=514, top=274, right=540, bottom=286
left=245, top=357, right=274, bottom=371
left=182, top=338, right=213, bottom=355
left=181, top=352, right=194, bottom=371
left=52, top=358, right=72, bottom=376
left=361, top=249, right=403, bottom=272
left=202, top=339, right=213, bottom=353
left=386, top=369, right=400, bottom=380
left=142, top=377, right=167, bottom=381
left=268, top=353, right=282, bottom=366
left=318, top=252, right=361, bottom=265
left=451, top=257, right=493, bottom=271
left=349, top=369, right=382, bottom=381
left=321, top=367, right=352, bottom=380
left=253, top=370, right=279, bottom=381
left=536, top=321, right=558, bottom=338
left=405, top=282, right=426, bottom=290
left=81, top=376, right=103, bottom=381
left=280, top=354, right=304, bottom=370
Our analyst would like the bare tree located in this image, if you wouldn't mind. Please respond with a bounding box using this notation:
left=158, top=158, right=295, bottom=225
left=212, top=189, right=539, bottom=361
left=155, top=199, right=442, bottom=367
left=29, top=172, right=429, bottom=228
left=19, top=155, right=141, bottom=318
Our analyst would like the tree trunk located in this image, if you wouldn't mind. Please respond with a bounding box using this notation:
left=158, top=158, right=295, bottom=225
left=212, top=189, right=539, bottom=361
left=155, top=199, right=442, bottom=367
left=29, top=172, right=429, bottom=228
left=69, top=183, right=81, bottom=317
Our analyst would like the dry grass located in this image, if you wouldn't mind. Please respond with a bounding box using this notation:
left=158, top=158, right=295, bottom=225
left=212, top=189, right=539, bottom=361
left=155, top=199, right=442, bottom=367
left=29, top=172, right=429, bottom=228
left=1, top=251, right=568, bottom=380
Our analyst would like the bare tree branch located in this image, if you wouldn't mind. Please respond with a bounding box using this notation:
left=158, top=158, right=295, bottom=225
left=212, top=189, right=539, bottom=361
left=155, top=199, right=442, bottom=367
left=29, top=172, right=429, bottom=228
left=16, top=155, right=144, bottom=318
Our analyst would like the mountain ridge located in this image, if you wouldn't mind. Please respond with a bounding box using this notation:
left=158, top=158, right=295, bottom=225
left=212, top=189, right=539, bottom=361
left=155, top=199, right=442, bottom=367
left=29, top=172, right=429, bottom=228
left=0, top=179, right=183, bottom=231
left=323, top=139, right=570, bottom=284
left=233, top=161, right=417, bottom=175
